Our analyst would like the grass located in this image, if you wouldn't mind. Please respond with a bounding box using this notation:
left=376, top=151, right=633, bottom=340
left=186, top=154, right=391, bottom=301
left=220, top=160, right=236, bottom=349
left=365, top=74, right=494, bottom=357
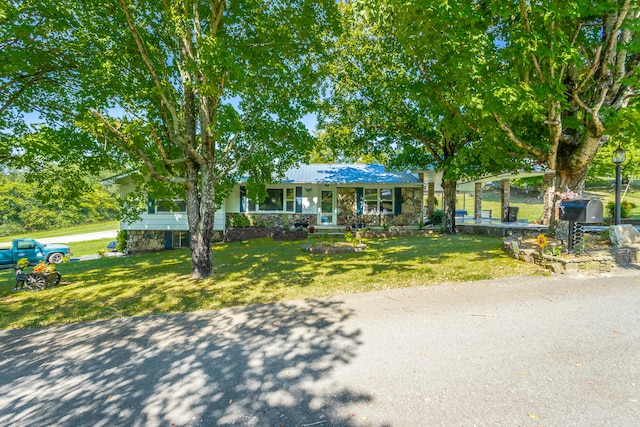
left=0, top=220, right=119, bottom=242
left=456, top=182, right=640, bottom=221
left=0, top=234, right=545, bottom=330
left=68, top=238, right=115, bottom=257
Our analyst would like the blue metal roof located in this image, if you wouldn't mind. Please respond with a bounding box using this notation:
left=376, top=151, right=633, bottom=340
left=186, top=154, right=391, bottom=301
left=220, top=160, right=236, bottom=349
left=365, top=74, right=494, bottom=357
left=280, top=164, right=421, bottom=184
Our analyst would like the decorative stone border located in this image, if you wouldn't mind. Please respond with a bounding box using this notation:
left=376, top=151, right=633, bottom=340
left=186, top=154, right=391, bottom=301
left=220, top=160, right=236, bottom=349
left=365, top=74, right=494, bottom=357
left=503, top=238, right=615, bottom=274
left=354, top=229, right=428, bottom=238
left=301, top=243, right=367, bottom=254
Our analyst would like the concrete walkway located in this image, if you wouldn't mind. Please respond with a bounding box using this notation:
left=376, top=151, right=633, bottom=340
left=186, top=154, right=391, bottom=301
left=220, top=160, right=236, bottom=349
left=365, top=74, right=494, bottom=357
left=1, top=268, right=640, bottom=426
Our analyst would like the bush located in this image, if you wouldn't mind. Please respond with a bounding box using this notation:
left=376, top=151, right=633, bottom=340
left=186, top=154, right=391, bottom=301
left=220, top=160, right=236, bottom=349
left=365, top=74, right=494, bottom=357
left=429, top=210, right=444, bottom=226
left=605, top=200, right=637, bottom=218
left=227, top=213, right=251, bottom=228
left=116, top=229, right=128, bottom=252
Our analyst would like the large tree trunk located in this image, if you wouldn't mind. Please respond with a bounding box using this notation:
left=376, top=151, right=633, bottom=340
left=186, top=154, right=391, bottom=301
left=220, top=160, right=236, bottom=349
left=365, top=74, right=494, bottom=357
left=185, top=170, right=217, bottom=279
left=542, top=173, right=554, bottom=226
left=442, top=178, right=457, bottom=234
left=182, top=81, right=215, bottom=280
left=553, top=130, right=605, bottom=197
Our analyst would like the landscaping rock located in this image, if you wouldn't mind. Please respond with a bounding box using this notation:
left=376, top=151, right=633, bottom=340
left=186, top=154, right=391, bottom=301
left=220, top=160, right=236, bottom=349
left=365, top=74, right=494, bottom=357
left=609, top=225, right=640, bottom=247
left=547, top=262, right=565, bottom=274
left=301, top=243, right=366, bottom=254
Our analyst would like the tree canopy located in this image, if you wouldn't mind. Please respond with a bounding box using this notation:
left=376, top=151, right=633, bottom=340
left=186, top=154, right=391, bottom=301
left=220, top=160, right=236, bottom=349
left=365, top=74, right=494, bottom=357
left=321, top=0, right=638, bottom=226
left=478, top=0, right=639, bottom=193
left=2, top=0, right=340, bottom=278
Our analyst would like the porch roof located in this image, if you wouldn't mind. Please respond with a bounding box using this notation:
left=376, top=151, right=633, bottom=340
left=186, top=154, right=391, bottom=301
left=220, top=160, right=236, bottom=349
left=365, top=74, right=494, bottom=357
left=280, top=164, right=421, bottom=185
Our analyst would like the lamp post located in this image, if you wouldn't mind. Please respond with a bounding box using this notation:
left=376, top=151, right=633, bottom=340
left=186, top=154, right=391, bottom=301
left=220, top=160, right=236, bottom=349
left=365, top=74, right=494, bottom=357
left=612, top=145, right=626, bottom=225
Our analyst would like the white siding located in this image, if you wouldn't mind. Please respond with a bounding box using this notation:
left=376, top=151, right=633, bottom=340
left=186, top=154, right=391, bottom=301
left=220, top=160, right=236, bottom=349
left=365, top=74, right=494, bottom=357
left=122, top=207, right=226, bottom=232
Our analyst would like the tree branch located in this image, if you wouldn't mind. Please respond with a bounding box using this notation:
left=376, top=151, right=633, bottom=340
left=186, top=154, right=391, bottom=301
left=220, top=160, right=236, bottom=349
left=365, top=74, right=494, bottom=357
left=519, top=0, right=546, bottom=83
left=89, top=109, right=185, bottom=184
left=491, top=111, right=547, bottom=160
left=119, top=0, right=180, bottom=135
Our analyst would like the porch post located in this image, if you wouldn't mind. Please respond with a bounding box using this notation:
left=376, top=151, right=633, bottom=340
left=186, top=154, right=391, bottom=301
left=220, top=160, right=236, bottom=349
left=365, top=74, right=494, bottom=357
left=427, top=182, right=435, bottom=215
left=501, top=179, right=510, bottom=222
left=474, top=182, right=482, bottom=220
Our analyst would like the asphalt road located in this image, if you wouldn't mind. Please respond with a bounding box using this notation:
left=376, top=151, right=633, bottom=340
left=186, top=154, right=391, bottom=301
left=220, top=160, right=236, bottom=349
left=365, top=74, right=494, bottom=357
left=1, top=268, right=639, bottom=426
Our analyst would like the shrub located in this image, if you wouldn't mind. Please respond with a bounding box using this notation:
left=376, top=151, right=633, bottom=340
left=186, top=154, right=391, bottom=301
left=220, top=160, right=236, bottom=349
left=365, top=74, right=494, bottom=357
left=429, top=210, right=444, bottom=226
left=605, top=200, right=637, bottom=218
left=116, top=229, right=128, bottom=252
left=227, top=213, right=251, bottom=228
left=345, top=231, right=354, bottom=243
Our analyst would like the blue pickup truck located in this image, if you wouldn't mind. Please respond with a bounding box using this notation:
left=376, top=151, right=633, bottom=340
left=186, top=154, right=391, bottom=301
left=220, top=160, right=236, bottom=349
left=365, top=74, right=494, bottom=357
left=0, top=239, right=71, bottom=267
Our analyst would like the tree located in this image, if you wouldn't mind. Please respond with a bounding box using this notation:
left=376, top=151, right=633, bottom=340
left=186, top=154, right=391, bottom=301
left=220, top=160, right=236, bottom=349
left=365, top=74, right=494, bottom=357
left=328, top=0, right=639, bottom=227
left=0, top=172, right=119, bottom=236
left=482, top=0, right=639, bottom=194
left=587, top=106, right=640, bottom=181
left=320, top=1, right=532, bottom=233
left=2, top=0, right=339, bottom=279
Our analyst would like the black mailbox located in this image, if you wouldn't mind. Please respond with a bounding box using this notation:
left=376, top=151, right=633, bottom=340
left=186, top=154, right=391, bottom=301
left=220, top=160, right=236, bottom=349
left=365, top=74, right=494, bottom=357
left=559, top=199, right=603, bottom=223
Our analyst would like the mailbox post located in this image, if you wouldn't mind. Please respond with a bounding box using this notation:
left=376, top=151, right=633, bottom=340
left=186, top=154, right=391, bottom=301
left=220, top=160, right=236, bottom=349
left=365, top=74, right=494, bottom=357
left=559, top=199, right=604, bottom=253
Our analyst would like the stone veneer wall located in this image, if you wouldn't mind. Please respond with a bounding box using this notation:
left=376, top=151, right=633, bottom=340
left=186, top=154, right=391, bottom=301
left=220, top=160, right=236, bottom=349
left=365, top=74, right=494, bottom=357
left=226, top=186, right=423, bottom=228
left=227, top=213, right=317, bottom=229
left=339, top=186, right=423, bottom=226
left=127, top=230, right=166, bottom=253
left=392, top=187, right=422, bottom=226
left=126, top=229, right=223, bottom=253
left=338, top=188, right=357, bottom=225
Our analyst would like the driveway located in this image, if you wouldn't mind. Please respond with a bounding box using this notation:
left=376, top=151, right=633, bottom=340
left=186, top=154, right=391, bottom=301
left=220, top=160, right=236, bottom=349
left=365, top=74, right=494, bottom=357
left=1, top=268, right=639, bottom=426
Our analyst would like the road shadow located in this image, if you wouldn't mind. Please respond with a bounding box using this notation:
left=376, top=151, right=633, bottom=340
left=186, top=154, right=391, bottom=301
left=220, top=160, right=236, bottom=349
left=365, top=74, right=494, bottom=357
left=0, top=299, right=378, bottom=426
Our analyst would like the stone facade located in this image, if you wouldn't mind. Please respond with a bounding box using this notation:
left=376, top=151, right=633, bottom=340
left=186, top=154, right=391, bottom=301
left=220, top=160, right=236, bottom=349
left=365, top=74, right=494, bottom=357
left=392, top=187, right=422, bottom=226
left=126, top=229, right=223, bottom=253
left=227, top=213, right=317, bottom=229
left=337, top=187, right=357, bottom=225
left=227, top=186, right=423, bottom=228
left=127, top=230, right=166, bottom=253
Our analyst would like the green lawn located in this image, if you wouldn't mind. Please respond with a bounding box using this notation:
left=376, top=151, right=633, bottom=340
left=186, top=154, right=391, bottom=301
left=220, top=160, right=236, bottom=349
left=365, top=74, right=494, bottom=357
left=0, top=220, right=119, bottom=242
left=455, top=182, right=640, bottom=221
left=0, top=234, right=545, bottom=330
left=69, top=238, right=116, bottom=257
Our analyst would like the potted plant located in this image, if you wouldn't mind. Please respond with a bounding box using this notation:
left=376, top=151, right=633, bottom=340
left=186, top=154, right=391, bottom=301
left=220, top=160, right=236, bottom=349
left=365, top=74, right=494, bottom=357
left=31, top=260, right=62, bottom=288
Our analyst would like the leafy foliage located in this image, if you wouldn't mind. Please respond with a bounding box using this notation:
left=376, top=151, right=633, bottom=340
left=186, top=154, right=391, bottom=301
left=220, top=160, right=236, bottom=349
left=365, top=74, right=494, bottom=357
left=320, top=1, right=535, bottom=233
left=1, top=0, right=341, bottom=278
left=606, top=200, right=637, bottom=219
left=115, top=229, right=128, bottom=253
left=0, top=173, right=119, bottom=236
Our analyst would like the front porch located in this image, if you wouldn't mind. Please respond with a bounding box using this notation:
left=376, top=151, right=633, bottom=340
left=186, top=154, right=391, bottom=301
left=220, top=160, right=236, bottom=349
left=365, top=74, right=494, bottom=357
left=455, top=217, right=548, bottom=237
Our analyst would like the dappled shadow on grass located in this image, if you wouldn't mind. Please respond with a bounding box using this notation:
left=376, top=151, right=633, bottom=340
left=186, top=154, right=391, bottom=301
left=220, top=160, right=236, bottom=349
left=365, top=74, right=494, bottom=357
left=0, top=299, right=383, bottom=426
left=0, top=235, right=542, bottom=329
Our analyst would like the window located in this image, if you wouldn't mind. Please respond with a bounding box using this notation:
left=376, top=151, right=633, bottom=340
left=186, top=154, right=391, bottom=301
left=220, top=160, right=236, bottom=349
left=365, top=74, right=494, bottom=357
left=261, top=189, right=283, bottom=210
left=156, top=200, right=187, bottom=212
left=364, top=188, right=393, bottom=214
left=17, top=241, right=36, bottom=250
left=249, top=188, right=296, bottom=212
left=172, top=231, right=189, bottom=248
left=380, top=189, right=393, bottom=213
left=286, top=188, right=295, bottom=212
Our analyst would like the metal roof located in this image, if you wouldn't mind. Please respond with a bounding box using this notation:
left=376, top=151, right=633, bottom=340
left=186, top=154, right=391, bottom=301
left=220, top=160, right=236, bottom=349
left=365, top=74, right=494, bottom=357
left=279, top=164, right=421, bottom=184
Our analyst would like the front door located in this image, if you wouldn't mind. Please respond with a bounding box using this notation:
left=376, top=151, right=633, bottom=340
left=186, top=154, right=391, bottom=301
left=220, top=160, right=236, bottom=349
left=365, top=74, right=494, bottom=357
left=320, top=189, right=335, bottom=225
